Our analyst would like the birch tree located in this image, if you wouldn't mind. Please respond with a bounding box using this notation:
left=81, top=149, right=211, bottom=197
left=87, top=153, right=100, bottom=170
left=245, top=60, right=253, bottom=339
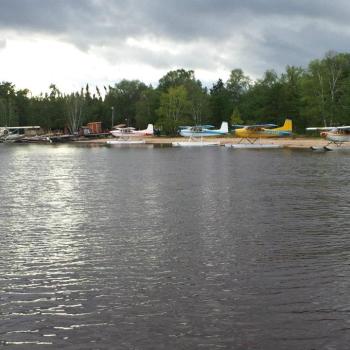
left=65, top=91, right=85, bottom=133
left=157, top=85, right=189, bottom=134
left=302, top=51, right=350, bottom=126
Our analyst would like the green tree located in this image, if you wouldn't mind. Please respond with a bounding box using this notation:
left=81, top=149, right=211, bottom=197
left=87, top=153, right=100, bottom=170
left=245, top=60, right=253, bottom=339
left=158, top=69, right=199, bottom=92
left=135, top=87, right=160, bottom=128
left=65, top=91, right=85, bottom=133
left=226, top=68, right=251, bottom=106
left=209, top=79, right=232, bottom=126
left=186, top=82, right=209, bottom=125
left=239, top=70, right=284, bottom=124
left=230, top=107, right=244, bottom=126
left=0, top=82, right=18, bottom=126
left=15, top=89, right=31, bottom=126
left=301, top=51, right=350, bottom=127
left=157, top=85, right=189, bottom=134
left=105, top=80, right=148, bottom=127
left=277, top=66, right=304, bottom=131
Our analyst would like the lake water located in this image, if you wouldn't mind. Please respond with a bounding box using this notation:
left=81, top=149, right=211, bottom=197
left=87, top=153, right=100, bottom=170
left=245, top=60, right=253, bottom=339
left=1, top=144, right=350, bottom=349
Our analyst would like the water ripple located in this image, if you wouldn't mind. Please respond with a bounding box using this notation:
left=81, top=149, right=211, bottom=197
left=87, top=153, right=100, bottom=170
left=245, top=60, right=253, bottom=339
left=1, top=145, right=350, bottom=349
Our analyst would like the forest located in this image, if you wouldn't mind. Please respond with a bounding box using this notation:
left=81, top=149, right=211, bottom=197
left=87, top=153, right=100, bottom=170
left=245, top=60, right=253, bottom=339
left=1, top=51, right=350, bottom=135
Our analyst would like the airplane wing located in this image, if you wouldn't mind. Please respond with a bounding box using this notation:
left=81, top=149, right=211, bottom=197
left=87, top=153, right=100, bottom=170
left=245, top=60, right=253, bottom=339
left=243, top=124, right=277, bottom=130
left=179, top=125, right=214, bottom=129
left=306, top=126, right=350, bottom=131
left=231, top=124, right=246, bottom=128
left=200, top=125, right=215, bottom=129
left=245, top=126, right=264, bottom=131
left=334, top=126, right=350, bottom=130
left=191, top=126, right=203, bottom=131
left=5, top=126, right=40, bottom=130
left=246, top=124, right=277, bottom=129
left=232, top=123, right=277, bottom=130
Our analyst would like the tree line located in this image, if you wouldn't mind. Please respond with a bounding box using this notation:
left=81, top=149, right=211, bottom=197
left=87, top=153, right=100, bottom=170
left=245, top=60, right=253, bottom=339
left=1, top=51, right=350, bottom=135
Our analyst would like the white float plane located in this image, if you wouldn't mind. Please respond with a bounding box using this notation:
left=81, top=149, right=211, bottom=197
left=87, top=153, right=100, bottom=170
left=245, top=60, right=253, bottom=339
left=108, top=124, right=154, bottom=144
left=306, top=126, right=350, bottom=150
left=110, top=124, right=154, bottom=138
left=0, top=126, right=40, bottom=142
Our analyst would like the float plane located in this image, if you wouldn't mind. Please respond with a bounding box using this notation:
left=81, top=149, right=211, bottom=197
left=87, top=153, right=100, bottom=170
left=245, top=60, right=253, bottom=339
left=306, top=126, right=350, bottom=150
left=179, top=122, right=229, bottom=138
left=0, top=126, right=40, bottom=142
left=110, top=124, right=154, bottom=138
left=172, top=122, right=228, bottom=147
left=108, top=124, right=154, bottom=144
left=233, top=119, right=293, bottom=144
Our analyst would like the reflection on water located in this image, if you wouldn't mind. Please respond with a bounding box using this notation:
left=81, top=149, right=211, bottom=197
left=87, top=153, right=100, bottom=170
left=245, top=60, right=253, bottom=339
left=1, top=144, right=350, bottom=349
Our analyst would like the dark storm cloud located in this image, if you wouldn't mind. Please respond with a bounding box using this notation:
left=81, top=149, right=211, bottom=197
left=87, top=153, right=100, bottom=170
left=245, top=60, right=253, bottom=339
left=1, top=0, right=349, bottom=76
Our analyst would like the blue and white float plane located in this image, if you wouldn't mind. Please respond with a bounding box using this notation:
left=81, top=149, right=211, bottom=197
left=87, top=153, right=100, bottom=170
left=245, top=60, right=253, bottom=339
left=172, top=122, right=228, bottom=147
left=179, top=122, right=229, bottom=138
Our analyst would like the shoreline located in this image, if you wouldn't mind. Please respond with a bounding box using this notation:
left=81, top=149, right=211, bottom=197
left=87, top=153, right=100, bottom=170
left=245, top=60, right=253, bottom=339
left=75, top=137, right=331, bottom=149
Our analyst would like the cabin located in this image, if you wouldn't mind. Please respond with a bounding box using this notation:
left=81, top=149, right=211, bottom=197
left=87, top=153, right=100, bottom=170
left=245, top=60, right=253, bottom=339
left=79, top=122, right=102, bottom=136
left=87, top=122, right=102, bottom=134
left=79, top=121, right=110, bottom=138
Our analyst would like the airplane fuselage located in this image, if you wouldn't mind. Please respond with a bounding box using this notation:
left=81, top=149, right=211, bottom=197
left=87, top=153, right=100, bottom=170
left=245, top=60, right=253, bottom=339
left=110, top=130, right=152, bottom=137
left=234, top=119, right=292, bottom=140
left=234, top=129, right=292, bottom=138
left=180, top=130, right=226, bottom=137
left=180, top=122, right=228, bottom=137
left=323, top=132, right=350, bottom=143
left=110, top=124, right=153, bottom=138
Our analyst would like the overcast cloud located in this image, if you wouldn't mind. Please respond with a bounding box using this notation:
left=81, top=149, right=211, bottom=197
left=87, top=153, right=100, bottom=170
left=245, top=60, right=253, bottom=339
left=0, top=0, right=349, bottom=93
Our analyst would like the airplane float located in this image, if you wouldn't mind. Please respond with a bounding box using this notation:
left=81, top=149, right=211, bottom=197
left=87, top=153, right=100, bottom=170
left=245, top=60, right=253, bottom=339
left=306, top=125, right=350, bottom=150
left=225, top=119, right=293, bottom=149
left=0, top=126, right=40, bottom=142
left=108, top=124, right=154, bottom=144
left=172, top=122, right=229, bottom=147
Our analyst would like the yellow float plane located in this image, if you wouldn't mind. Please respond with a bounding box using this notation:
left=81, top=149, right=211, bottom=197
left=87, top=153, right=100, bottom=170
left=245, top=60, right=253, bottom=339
left=233, top=119, right=293, bottom=143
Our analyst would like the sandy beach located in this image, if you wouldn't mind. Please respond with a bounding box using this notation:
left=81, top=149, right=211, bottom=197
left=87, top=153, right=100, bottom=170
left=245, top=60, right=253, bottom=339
left=77, top=136, right=333, bottom=149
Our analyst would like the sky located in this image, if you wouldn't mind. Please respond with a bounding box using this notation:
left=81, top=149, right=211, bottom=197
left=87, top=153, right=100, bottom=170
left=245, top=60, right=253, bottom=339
left=0, top=0, right=349, bottom=95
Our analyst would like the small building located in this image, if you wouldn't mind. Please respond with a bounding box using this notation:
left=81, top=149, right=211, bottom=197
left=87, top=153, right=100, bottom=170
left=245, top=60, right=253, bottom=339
left=24, top=127, right=43, bottom=136
left=79, top=126, right=92, bottom=136
left=87, top=122, right=102, bottom=134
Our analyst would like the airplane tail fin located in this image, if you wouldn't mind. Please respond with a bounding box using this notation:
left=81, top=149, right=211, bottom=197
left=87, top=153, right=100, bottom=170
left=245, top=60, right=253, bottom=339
left=275, top=119, right=292, bottom=132
left=146, top=124, right=154, bottom=135
left=220, top=121, right=229, bottom=133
